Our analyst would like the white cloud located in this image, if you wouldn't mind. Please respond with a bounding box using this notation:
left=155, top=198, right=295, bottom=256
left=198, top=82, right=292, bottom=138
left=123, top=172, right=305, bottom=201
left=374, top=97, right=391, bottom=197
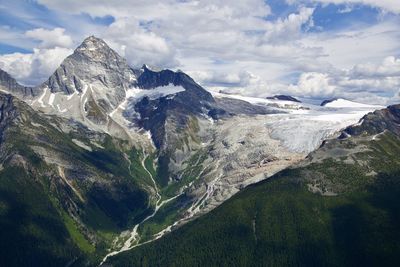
left=25, top=27, right=73, bottom=48
left=286, top=56, right=400, bottom=104
left=0, top=0, right=399, bottom=105
left=289, top=72, right=337, bottom=97
left=101, top=18, right=178, bottom=68
left=349, top=56, right=400, bottom=78
left=0, top=47, right=73, bottom=86
left=264, top=7, right=315, bottom=43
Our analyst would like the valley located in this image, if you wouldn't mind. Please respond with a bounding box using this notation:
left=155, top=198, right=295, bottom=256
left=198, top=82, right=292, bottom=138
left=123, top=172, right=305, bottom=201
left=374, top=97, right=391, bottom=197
left=0, top=36, right=387, bottom=266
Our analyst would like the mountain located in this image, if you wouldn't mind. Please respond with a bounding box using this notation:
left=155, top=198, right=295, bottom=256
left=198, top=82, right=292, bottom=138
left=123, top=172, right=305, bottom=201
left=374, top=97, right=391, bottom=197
left=108, top=104, right=400, bottom=267
left=32, top=36, right=135, bottom=126
left=266, top=94, right=301, bottom=102
left=0, top=36, right=386, bottom=266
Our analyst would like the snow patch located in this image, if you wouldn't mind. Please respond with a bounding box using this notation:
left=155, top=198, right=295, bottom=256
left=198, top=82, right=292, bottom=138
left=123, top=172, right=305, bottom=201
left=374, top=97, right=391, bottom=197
left=48, top=93, right=55, bottom=107
left=37, top=87, right=48, bottom=108
left=71, top=139, right=92, bottom=151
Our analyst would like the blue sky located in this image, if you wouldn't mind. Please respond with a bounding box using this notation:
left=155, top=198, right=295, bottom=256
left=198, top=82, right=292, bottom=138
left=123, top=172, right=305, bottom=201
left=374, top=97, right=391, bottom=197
left=0, top=0, right=399, bottom=104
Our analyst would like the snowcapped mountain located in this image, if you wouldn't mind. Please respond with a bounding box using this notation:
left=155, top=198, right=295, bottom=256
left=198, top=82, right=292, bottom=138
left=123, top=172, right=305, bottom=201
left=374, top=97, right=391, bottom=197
left=321, top=98, right=383, bottom=108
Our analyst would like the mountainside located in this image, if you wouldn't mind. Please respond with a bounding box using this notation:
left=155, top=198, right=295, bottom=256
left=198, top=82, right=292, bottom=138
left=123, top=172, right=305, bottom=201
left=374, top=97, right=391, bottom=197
left=0, top=36, right=386, bottom=266
left=0, top=68, right=37, bottom=97
left=108, top=104, right=400, bottom=267
left=0, top=92, right=160, bottom=266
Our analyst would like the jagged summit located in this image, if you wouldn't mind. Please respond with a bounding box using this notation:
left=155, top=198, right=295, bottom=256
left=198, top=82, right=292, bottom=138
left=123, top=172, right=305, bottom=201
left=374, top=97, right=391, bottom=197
left=74, top=35, right=125, bottom=64
left=39, top=36, right=135, bottom=115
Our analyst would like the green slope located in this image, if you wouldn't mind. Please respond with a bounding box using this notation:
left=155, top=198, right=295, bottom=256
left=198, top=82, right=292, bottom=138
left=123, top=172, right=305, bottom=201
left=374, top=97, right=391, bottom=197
left=108, top=106, right=400, bottom=267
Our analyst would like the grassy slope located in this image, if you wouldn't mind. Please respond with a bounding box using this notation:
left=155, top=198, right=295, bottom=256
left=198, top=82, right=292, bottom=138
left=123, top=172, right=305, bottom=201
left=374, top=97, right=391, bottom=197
left=109, top=132, right=400, bottom=267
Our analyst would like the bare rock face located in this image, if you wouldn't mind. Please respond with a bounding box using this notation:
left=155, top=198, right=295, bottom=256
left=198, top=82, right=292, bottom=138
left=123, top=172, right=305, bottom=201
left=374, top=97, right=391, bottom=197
left=0, top=93, right=19, bottom=139
left=0, top=68, right=37, bottom=97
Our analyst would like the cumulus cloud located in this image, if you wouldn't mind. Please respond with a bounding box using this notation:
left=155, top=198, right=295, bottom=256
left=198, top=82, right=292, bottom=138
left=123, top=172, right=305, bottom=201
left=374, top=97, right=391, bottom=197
left=0, top=47, right=73, bottom=86
left=264, top=7, right=315, bottom=43
left=349, top=56, right=400, bottom=78
left=25, top=28, right=73, bottom=48
left=102, top=18, right=178, bottom=68
left=286, top=56, right=400, bottom=104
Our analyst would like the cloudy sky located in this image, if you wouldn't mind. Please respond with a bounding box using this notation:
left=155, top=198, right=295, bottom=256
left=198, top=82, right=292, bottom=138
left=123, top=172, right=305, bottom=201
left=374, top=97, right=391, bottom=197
left=0, top=0, right=399, bottom=104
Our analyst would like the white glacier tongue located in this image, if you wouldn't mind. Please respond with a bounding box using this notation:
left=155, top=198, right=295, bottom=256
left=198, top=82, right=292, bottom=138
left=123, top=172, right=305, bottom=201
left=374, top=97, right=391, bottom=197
left=267, top=106, right=383, bottom=153
left=212, top=92, right=381, bottom=154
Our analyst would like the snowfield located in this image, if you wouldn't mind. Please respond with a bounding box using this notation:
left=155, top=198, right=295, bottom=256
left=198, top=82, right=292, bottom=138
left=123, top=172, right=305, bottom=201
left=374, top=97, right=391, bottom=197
left=323, top=98, right=383, bottom=108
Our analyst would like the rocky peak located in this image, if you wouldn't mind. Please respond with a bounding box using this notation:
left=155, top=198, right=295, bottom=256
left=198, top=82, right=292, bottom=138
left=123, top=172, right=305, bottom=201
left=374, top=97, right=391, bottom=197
left=41, top=36, right=135, bottom=112
left=342, top=104, right=400, bottom=137
left=74, top=36, right=125, bottom=65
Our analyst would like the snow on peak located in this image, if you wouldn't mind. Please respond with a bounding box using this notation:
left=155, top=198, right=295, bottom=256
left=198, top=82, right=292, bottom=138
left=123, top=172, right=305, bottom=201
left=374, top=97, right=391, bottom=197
left=142, top=64, right=162, bottom=72
left=322, top=98, right=382, bottom=108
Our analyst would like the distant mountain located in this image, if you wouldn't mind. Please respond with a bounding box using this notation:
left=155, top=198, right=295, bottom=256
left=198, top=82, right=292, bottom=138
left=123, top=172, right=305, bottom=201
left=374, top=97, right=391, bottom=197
left=267, top=94, right=301, bottom=103
left=0, top=68, right=37, bottom=97
left=320, top=98, right=337, bottom=106
left=320, top=98, right=381, bottom=108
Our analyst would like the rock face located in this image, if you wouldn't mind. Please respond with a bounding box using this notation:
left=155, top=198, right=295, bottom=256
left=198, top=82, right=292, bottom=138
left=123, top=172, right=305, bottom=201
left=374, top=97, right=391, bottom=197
left=0, top=93, right=19, bottom=140
left=128, top=65, right=216, bottom=149
left=0, top=69, right=37, bottom=97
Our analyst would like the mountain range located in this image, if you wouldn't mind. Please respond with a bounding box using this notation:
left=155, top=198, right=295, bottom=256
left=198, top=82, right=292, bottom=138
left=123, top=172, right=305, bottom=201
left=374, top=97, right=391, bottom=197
left=0, top=36, right=397, bottom=267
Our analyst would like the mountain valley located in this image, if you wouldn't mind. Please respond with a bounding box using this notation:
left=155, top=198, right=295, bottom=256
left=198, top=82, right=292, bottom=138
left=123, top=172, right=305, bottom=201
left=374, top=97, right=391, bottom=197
left=0, top=36, right=392, bottom=267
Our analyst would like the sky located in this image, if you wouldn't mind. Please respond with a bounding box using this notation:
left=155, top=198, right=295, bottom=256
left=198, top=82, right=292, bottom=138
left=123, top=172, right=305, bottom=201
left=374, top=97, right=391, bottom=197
left=0, top=0, right=399, bottom=104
